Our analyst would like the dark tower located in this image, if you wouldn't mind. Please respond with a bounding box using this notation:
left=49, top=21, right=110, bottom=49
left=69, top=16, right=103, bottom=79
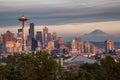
left=29, top=23, right=34, bottom=39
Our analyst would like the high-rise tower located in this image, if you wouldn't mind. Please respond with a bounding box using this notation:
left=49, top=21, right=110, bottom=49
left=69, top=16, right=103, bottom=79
left=105, top=40, right=114, bottom=53
left=52, top=32, right=57, bottom=41
left=28, top=23, right=34, bottom=40
left=71, top=39, right=77, bottom=55
left=84, top=42, right=91, bottom=53
left=18, top=15, right=28, bottom=51
left=3, top=31, right=14, bottom=53
left=36, top=31, right=43, bottom=45
left=0, top=35, right=3, bottom=44
left=43, top=27, right=48, bottom=47
left=27, top=23, right=34, bottom=50
left=16, top=29, right=22, bottom=51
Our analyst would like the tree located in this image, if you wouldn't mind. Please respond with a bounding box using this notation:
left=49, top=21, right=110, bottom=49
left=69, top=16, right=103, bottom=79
left=80, top=56, right=120, bottom=80
left=63, top=69, right=95, bottom=80
left=0, top=65, right=10, bottom=80
left=1, top=52, right=120, bottom=80
left=1, top=51, right=60, bottom=80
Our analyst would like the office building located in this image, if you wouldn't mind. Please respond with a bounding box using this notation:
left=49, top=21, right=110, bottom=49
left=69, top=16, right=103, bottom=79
left=105, top=40, right=114, bottom=53
left=57, top=37, right=65, bottom=49
left=36, top=40, right=41, bottom=51
left=27, top=23, right=35, bottom=50
left=52, top=32, right=57, bottom=41
left=79, top=41, right=84, bottom=53
left=75, top=37, right=84, bottom=54
left=29, top=23, right=34, bottom=39
left=31, top=38, right=37, bottom=51
left=71, top=39, right=77, bottom=55
left=48, top=33, right=52, bottom=42
left=48, top=40, right=54, bottom=53
left=36, top=31, right=43, bottom=47
left=13, top=41, right=22, bottom=52
left=71, top=38, right=84, bottom=55
left=0, top=35, right=5, bottom=53
left=16, top=29, right=22, bottom=52
left=84, top=42, right=91, bottom=53
left=0, top=35, right=3, bottom=44
left=3, top=31, right=14, bottom=53
left=91, top=45, right=97, bottom=54
left=43, top=27, right=48, bottom=47
left=17, top=29, right=22, bottom=44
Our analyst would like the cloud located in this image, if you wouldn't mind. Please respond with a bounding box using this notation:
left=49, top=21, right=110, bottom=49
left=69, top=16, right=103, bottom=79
left=0, top=0, right=120, bottom=27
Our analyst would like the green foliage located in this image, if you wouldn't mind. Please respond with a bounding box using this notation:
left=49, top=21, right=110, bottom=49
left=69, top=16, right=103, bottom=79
left=1, top=53, right=120, bottom=80
left=0, top=51, right=60, bottom=80
left=80, top=56, right=120, bottom=80
left=64, top=70, right=78, bottom=80
left=63, top=69, right=95, bottom=80
left=0, top=65, right=10, bottom=80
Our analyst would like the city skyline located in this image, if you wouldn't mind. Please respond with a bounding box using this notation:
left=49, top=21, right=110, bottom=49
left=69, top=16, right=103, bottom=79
left=0, top=0, right=120, bottom=36
left=0, top=1, right=120, bottom=79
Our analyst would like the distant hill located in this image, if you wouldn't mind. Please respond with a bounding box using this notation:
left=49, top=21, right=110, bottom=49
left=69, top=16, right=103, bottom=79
left=89, top=29, right=108, bottom=35
left=81, top=29, right=120, bottom=42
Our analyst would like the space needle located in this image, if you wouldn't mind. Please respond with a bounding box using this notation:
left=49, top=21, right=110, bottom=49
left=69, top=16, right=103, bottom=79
left=18, top=15, right=28, bottom=51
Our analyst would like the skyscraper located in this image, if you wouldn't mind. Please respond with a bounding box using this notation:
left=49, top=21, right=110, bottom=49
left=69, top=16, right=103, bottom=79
left=91, top=45, right=97, bottom=54
left=105, top=40, right=114, bottom=53
left=3, top=31, right=14, bottom=53
left=48, top=33, right=52, bottom=42
left=18, top=15, right=28, bottom=51
left=43, top=27, right=48, bottom=47
left=28, top=23, right=34, bottom=40
left=52, top=32, right=57, bottom=41
left=17, top=29, right=22, bottom=43
left=57, top=37, right=64, bottom=49
left=0, top=35, right=3, bottom=44
left=16, top=29, right=22, bottom=52
left=36, top=31, right=43, bottom=48
left=48, top=40, right=54, bottom=53
left=36, top=31, right=42, bottom=43
left=84, top=42, right=91, bottom=53
left=71, top=39, right=77, bottom=55
left=75, top=37, right=84, bottom=54
left=36, top=40, right=41, bottom=51
left=3, top=31, right=14, bottom=44
left=31, top=38, right=37, bottom=51
left=0, top=35, right=4, bottom=53
left=27, top=23, right=35, bottom=50
left=71, top=38, right=84, bottom=55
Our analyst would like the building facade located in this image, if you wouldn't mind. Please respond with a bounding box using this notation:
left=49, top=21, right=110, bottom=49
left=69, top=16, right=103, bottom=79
left=84, top=42, right=91, bottom=53
left=43, top=27, right=48, bottom=47
left=105, top=40, right=114, bottom=53
left=3, top=31, right=14, bottom=53
left=27, top=23, right=35, bottom=51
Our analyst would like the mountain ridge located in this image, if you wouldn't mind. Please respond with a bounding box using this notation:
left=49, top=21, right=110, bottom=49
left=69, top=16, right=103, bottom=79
left=81, top=29, right=120, bottom=42
left=89, top=29, right=108, bottom=35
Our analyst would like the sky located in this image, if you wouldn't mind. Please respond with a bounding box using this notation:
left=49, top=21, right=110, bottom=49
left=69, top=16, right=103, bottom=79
left=0, top=0, right=120, bottom=37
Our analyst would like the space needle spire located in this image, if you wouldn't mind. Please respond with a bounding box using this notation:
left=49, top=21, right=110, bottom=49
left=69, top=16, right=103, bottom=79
left=18, top=15, right=28, bottom=51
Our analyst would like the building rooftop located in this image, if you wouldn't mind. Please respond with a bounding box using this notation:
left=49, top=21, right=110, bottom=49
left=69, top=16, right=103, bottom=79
left=64, top=55, right=96, bottom=64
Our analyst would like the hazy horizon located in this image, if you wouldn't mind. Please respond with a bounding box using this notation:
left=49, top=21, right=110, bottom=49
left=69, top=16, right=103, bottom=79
left=0, top=0, right=120, bottom=38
